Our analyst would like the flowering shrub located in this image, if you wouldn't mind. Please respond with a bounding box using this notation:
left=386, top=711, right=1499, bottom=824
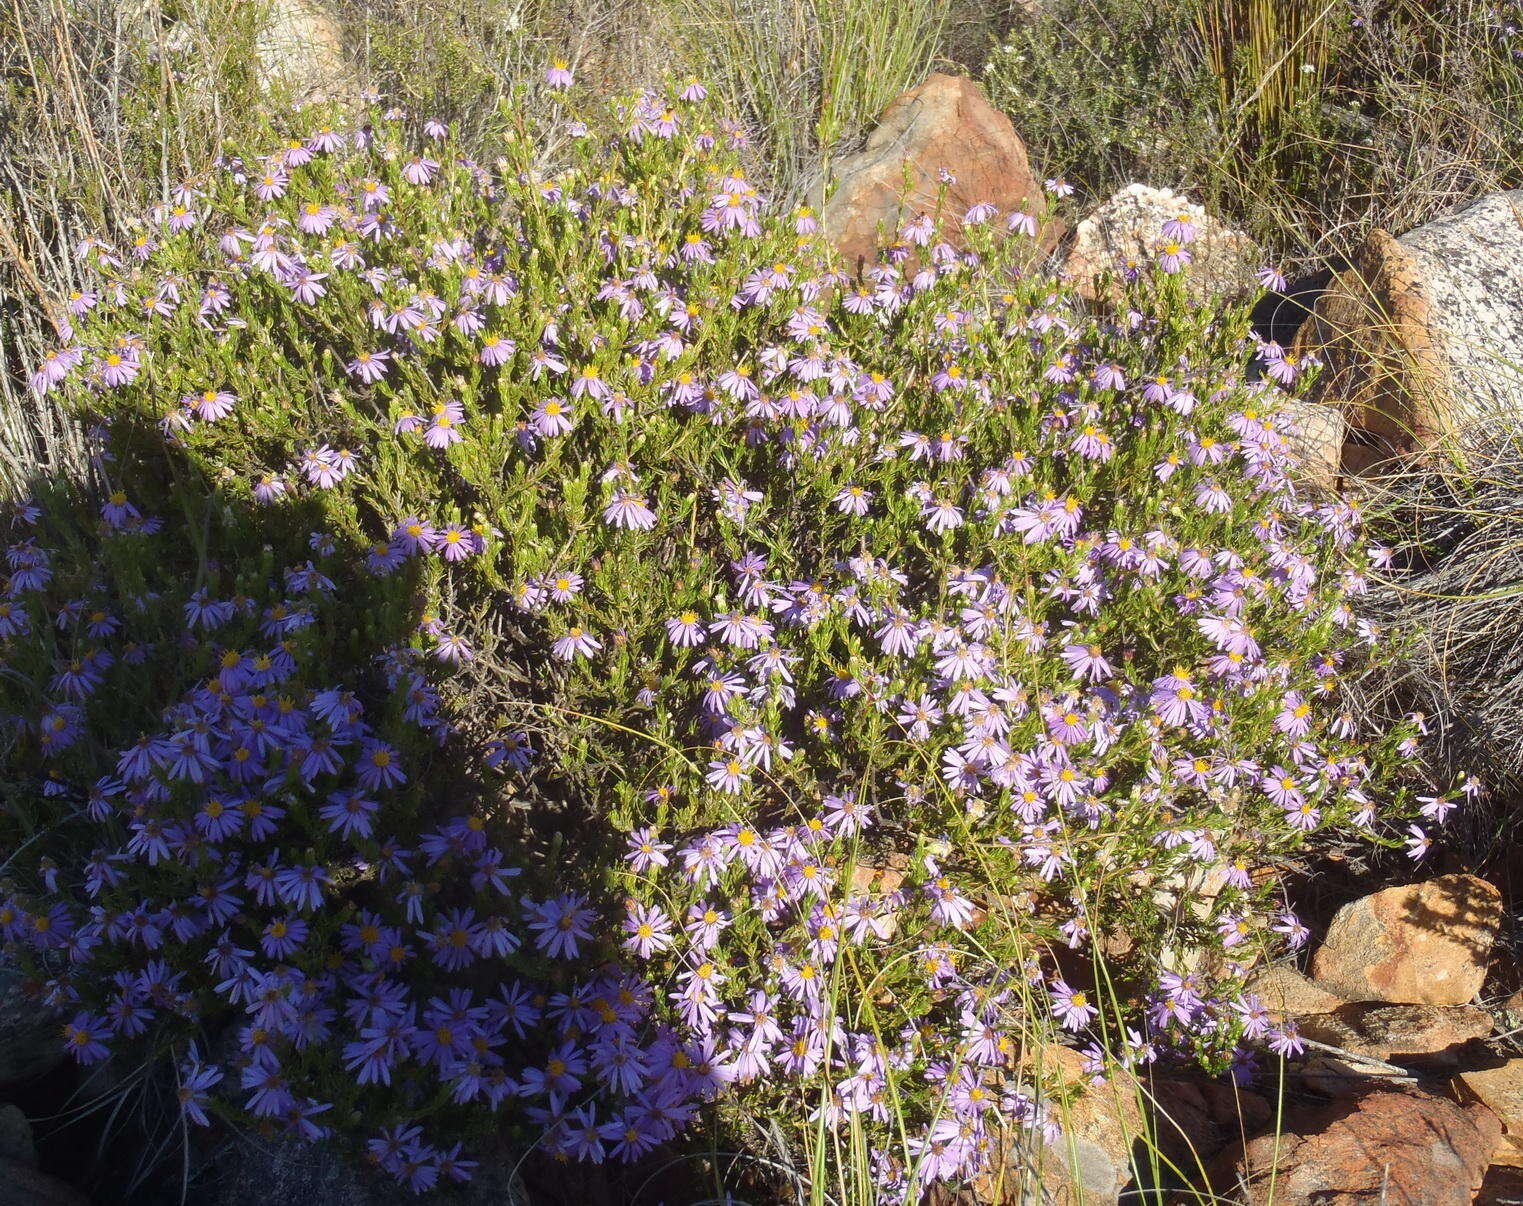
left=8, top=68, right=1465, bottom=1200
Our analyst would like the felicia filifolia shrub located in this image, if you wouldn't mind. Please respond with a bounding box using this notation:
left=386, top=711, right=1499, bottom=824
left=9, top=69, right=1465, bottom=1199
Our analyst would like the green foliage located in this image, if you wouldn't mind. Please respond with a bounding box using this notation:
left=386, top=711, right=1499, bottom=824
left=982, top=0, right=1215, bottom=203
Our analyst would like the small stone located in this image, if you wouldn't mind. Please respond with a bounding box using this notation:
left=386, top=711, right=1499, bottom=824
left=1278, top=399, right=1346, bottom=490
left=0, top=1157, right=91, bottom=1206
left=1246, top=964, right=1346, bottom=1019
left=1061, top=184, right=1260, bottom=304
left=1453, top=1060, right=1523, bottom=1167
left=1310, top=875, right=1501, bottom=1005
left=1211, top=1087, right=1501, bottom=1206
left=821, top=74, right=1056, bottom=271
left=0, top=1102, right=36, bottom=1166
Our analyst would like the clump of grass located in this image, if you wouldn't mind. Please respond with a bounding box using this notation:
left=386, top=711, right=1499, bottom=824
left=652, top=0, right=948, bottom=196
left=1352, top=434, right=1523, bottom=823
left=1194, top=0, right=1340, bottom=171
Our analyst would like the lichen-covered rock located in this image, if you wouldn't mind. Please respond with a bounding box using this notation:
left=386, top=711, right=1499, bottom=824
left=1296, top=1003, right=1493, bottom=1094
left=1061, top=184, right=1261, bottom=304
left=822, top=74, right=1054, bottom=270
left=254, top=0, right=353, bottom=102
left=1212, top=1087, right=1501, bottom=1206
left=1310, top=875, right=1501, bottom=1005
left=1279, top=399, right=1346, bottom=490
left=1292, top=190, right=1523, bottom=457
left=1020, top=1044, right=1145, bottom=1205
left=965, top=1043, right=1145, bottom=1204
left=0, top=1156, right=91, bottom=1206
left=0, top=1103, right=36, bottom=1167
left=1299, top=1003, right=1494, bottom=1066
left=174, top=1132, right=532, bottom=1206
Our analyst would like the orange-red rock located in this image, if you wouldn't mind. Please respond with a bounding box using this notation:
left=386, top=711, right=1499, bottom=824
left=821, top=74, right=1054, bottom=271
left=1246, top=964, right=1345, bottom=1019
left=1310, top=875, right=1501, bottom=1005
left=1148, top=1079, right=1272, bottom=1173
left=1212, top=1087, right=1501, bottom=1205
left=1295, top=1003, right=1493, bottom=1095
left=1453, top=1060, right=1523, bottom=1167
left=1298, top=1003, right=1494, bottom=1067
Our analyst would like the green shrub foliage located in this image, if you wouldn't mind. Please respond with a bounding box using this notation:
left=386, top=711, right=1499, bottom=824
left=7, top=72, right=1460, bottom=1198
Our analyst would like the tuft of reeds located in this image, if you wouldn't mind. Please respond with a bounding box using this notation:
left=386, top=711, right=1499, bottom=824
left=1195, top=0, right=1340, bottom=156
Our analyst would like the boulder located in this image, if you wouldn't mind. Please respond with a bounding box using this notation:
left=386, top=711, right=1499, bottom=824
left=1245, top=964, right=1345, bottom=1020
left=1211, top=1087, right=1501, bottom=1206
left=1453, top=1060, right=1523, bottom=1167
left=0, top=969, right=64, bottom=1090
left=1061, top=184, right=1261, bottom=304
left=0, top=1157, right=91, bottom=1206
left=1310, top=875, right=1501, bottom=1005
left=821, top=74, right=1055, bottom=270
left=0, top=1103, right=36, bottom=1166
left=1292, top=190, right=1523, bottom=458
left=1299, top=1003, right=1494, bottom=1066
left=254, top=1, right=353, bottom=103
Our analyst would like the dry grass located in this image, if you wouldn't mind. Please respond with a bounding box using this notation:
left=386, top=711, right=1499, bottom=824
left=1352, top=437, right=1523, bottom=817
left=0, top=0, right=277, bottom=494
left=986, top=0, right=1523, bottom=269
left=1195, top=0, right=1340, bottom=151
left=4, top=6, right=1520, bottom=1200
